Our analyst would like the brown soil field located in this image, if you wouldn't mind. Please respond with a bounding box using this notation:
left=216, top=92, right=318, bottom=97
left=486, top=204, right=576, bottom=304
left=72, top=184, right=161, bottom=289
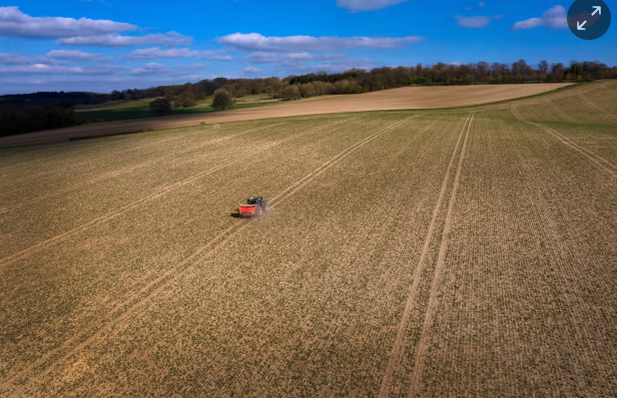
left=0, top=83, right=572, bottom=147
left=0, top=81, right=615, bottom=397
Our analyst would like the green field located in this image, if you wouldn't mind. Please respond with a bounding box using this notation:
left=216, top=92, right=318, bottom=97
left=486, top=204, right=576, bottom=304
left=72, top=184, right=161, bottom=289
left=0, top=81, right=615, bottom=397
left=75, top=94, right=285, bottom=123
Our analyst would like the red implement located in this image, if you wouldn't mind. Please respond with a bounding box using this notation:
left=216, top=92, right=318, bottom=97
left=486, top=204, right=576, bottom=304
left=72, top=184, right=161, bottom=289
left=238, top=205, right=258, bottom=217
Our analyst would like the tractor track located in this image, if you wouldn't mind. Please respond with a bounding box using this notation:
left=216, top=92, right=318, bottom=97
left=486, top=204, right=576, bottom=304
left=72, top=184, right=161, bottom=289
left=548, top=101, right=574, bottom=122
left=406, top=113, right=473, bottom=396
left=2, top=116, right=413, bottom=392
left=510, top=106, right=616, bottom=177
left=0, top=123, right=284, bottom=215
left=377, top=113, right=473, bottom=398
left=578, top=94, right=617, bottom=120
left=0, top=120, right=345, bottom=269
left=269, top=117, right=413, bottom=205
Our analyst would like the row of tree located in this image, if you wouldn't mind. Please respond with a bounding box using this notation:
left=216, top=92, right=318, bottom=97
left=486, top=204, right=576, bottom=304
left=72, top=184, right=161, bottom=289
left=149, top=88, right=235, bottom=116
left=111, top=60, right=617, bottom=107
left=2, top=60, right=615, bottom=135
left=0, top=105, right=79, bottom=138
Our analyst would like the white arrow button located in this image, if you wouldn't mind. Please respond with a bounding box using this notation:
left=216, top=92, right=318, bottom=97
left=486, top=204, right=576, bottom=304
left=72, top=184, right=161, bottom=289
left=577, top=20, right=587, bottom=30
left=592, top=6, right=601, bottom=16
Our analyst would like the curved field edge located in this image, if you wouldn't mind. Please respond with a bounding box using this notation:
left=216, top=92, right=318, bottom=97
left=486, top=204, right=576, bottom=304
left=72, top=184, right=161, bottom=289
left=0, top=83, right=576, bottom=148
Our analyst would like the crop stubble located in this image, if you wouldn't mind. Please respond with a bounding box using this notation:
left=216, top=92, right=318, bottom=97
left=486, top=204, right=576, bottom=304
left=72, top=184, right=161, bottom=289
left=1, top=115, right=413, bottom=392
left=14, top=114, right=468, bottom=396
left=0, top=81, right=615, bottom=397
left=409, top=110, right=615, bottom=396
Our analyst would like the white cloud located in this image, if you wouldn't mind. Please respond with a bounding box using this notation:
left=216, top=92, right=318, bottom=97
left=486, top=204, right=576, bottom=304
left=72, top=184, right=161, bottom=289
left=130, top=62, right=204, bottom=76
left=46, top=50, right=112, bottom=62
left=0, top=53, right=29, bottom=65
left=70, top=66, right=126, bottom=75
left=127, top=47, right=231, bottom=60
left=243, top=66, right=263, bottom=74
left=57, top=32, right=192, bottom=47
left=512, top=5, right=567, bottom=30
left=337, top=0, right=409, bottom=12
left=478, top=1, right=485, bottom=7
left=244, top=50, right=375, bottom=75
left=0, top=63, right=124, bottom=75
left=129, top=62, right=171, bottom=75
left=286, top=59, right=377, bottom=74
left=513, top=17, right=543, bottom=30
left=0, top=6, right=135, bottom=39
left=1, top=64, right=72, bottom=74
left=455, top=15, right=492, bottom=28
left=219, top=33, right=422, bottom=52
left=248, top=51, right=344, bottom=64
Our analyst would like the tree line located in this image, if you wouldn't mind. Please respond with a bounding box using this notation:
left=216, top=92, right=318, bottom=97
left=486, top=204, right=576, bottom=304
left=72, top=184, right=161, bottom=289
left=119, top=60, right=616, bottom=106
left=1, top=60, right=615, bottom=136
left=0, top=105, right=78, bottom=138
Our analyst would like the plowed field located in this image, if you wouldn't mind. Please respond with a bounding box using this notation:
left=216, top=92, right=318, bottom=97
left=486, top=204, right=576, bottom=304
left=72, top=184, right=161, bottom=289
left=0, top=81, right=615, bottom=397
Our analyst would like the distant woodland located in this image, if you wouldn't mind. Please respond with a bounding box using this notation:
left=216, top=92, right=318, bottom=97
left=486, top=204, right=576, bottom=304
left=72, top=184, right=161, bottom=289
left=1, top=60, right=615, bottom=137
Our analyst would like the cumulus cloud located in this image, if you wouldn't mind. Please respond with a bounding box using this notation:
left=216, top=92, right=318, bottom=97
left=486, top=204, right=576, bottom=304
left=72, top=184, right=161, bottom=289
left=219, top=33, right=422, bottom=52
left=512, top=5, right=567, bottom=30
left=337, top=0, right=409, bottom=12
left=57, top=32, right=192, bottom=47
left=126, top=47, right=231, bottom=60
left=46, top=50, right=112, bottom=62
left=0, top=6, right=135, bottom=39
left=0, top=52, right=29, bottom=65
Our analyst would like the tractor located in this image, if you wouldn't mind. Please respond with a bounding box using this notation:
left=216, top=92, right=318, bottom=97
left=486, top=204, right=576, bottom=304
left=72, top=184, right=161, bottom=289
left=236, top=196, right=269, bottom=218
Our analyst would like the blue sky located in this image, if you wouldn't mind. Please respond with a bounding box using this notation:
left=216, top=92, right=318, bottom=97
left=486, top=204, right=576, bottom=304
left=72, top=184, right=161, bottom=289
left=0, top=0, right=614, bottom=94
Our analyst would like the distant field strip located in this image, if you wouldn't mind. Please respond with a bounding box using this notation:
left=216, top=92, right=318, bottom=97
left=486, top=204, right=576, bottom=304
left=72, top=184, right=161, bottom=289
left=0, top=83, right=572, bottom=148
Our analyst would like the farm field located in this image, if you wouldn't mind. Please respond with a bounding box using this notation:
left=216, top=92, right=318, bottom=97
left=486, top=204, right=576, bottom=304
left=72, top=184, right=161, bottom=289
left=0, top=81, right=615, bottom=397
left=0, top=83, right=572, bottom=147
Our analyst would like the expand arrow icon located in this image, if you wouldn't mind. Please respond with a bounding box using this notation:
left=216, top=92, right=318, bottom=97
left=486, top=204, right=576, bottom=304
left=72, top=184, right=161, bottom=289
left=592, top=6, right=601, bottom=16
left=577, top=20, right=587, bottom=30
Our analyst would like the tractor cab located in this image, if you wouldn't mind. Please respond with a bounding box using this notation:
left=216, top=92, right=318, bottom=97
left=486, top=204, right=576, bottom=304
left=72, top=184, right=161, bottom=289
left=246, top=196, right=263, bottom=205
